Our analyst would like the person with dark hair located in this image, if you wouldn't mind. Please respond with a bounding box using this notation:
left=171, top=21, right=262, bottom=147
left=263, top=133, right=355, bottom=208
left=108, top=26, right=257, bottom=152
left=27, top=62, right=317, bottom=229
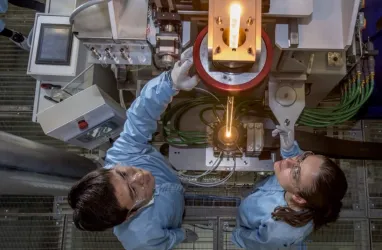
left=232, top=125, right=348, bottom=249
left=68, top=48, right=200, bottom=250
left=0, top=0, right=45, bottom=50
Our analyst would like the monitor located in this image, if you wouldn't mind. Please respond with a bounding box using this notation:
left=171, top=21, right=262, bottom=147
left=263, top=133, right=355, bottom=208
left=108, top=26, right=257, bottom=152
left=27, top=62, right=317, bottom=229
left=35, top=24, right=73, bottom=65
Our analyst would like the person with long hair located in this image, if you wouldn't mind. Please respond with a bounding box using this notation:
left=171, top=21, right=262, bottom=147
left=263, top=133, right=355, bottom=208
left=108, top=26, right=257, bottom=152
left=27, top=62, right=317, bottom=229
left=232, top=126, right=348, bottom=249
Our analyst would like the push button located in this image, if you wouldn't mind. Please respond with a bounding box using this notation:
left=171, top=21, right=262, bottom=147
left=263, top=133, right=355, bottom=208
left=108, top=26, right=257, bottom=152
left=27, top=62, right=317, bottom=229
left=78, top=120, right=88, bottom=130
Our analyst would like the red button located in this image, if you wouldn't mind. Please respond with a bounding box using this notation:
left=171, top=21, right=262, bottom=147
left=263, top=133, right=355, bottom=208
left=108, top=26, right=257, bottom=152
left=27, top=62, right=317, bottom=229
left=78, top=120, right=88, bottom=130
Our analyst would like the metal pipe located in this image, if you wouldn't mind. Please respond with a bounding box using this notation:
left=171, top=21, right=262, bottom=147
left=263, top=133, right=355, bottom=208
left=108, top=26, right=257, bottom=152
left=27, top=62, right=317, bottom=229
left=61, top=64, right=94, bottom=91
left=69, top=0, right=111, bottom=24
left=0, top=132, right=98, bottom=179
left=178, top=10, right=209, bottom=16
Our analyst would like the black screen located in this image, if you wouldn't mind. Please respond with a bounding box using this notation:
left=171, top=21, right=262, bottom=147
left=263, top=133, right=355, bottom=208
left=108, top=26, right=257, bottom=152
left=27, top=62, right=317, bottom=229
left=35, top=24, right=73, bottom=65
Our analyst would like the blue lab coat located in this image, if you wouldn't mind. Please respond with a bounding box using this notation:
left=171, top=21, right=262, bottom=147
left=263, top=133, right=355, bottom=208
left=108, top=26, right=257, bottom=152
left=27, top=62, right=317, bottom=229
left=105, top=72, right=185, bottom=250
left=231, top=143, right=313, bottom=249
left=0, top=0, right=7, bottom=32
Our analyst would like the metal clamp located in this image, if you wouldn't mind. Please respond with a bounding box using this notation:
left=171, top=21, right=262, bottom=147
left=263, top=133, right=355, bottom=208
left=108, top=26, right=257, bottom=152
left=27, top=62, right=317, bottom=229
left=246, top=123, right=264, bottom=157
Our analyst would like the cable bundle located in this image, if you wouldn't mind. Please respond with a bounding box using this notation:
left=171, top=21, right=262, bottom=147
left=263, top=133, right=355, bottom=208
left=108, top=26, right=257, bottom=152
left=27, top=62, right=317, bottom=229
left=299, top=57, right=375, bottom=128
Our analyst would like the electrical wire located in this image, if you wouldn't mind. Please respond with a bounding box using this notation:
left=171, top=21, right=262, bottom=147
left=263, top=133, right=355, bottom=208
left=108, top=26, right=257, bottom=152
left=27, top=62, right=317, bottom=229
left=180, top=157, right=237, bottom=187
left=119, top=90, right=127, bottom=110
left=298, top=57, right=375, bottom=128
left=177, top=152, right=223, bottom=179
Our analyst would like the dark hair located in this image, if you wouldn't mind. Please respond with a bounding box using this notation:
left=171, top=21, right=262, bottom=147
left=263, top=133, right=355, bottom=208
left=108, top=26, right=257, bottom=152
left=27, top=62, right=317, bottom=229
left=68, top=168, right=128, bottom=231
left=272, top=156, right=348, bottom=230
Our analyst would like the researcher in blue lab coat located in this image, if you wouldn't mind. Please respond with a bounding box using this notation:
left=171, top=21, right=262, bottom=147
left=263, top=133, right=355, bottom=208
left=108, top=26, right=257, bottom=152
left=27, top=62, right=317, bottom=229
left=0, top=0, right=45, bottom=50
left=68, top=48, right=200, bottom=250
left=232, top=126, right=348, bottom=249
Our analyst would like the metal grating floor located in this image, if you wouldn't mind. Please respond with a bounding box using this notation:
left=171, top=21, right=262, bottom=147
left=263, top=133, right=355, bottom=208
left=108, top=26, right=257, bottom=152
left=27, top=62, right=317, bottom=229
left=0, top=4, right=94, bottom=155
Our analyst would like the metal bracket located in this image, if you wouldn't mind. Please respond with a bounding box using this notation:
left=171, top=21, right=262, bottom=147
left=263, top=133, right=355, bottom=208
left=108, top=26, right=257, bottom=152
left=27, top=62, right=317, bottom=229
left=269, top=75, right=305, bottom=130
left=246, top=123, right=264, bottom=157
left=288, top=19, right=299, bottom=48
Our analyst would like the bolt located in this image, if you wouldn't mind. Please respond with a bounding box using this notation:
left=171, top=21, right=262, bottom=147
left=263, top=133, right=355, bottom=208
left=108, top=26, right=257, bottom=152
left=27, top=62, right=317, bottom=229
left=246, top=17, right=254, bottom=25
left=248, top=47, right=253, bottom=54
left=284, top=119, right=290, bottom=126
left=216, top=16, right=222, bottom=25
left=271, top=152, right=276, bottom=162
left=215, top=46, right=221, bottom=54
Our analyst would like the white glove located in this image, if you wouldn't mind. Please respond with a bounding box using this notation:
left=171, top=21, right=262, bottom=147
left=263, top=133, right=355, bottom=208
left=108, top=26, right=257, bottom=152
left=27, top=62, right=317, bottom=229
left=272, top=125, right=295, bottom=151
left=171, top=47, right=200, bottom=91
left=182, top=228, right=199, bottom=243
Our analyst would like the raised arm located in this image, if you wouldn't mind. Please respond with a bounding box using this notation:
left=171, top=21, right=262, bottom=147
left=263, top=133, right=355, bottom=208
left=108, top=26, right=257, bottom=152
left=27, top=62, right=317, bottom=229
left=272, top=125, right=303, bottom=158
left=106, top=48, right=199, bottom=165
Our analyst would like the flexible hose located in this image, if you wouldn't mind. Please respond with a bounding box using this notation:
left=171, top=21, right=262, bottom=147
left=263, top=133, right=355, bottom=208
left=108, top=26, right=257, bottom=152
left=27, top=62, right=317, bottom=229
left=69, top=0, right=110, bottom=24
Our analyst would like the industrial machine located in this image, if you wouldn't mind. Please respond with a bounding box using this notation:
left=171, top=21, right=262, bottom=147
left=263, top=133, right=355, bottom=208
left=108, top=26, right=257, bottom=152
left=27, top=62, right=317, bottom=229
left=29, top=0, right=374, bottom=185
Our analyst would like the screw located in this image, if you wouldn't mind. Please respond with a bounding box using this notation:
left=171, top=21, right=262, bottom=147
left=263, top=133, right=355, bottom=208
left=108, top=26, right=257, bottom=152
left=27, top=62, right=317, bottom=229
left=284, top=119, right=290, bottom=126
left=245, top=28, right=249, bottom=32
left=248, top=124, right=254, bottom=129
left=248, top=47, right=253, bottom=54
left=256, top=144, right=261, bottom=150
left=255, top=124, right=261, bottom=129
left=216, top=16, right=222, bottom=25
left=215, top=46, right=221, bottom=54
left=209, top=160, right=213, bottom=164
left=220, top=28, right=224, bottom=31
left=244, top=161, right=248, bottom=165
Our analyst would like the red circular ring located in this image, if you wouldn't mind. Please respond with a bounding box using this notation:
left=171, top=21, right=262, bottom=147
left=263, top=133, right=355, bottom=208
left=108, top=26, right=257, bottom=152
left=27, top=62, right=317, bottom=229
left=193, top=26, right=273, bottom=93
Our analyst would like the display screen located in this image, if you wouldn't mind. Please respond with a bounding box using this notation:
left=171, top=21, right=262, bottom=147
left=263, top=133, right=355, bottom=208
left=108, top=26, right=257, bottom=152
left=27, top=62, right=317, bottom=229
left=35, top=24, right=73, bottom=65
left=77, top=120, right=119, bottom=143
